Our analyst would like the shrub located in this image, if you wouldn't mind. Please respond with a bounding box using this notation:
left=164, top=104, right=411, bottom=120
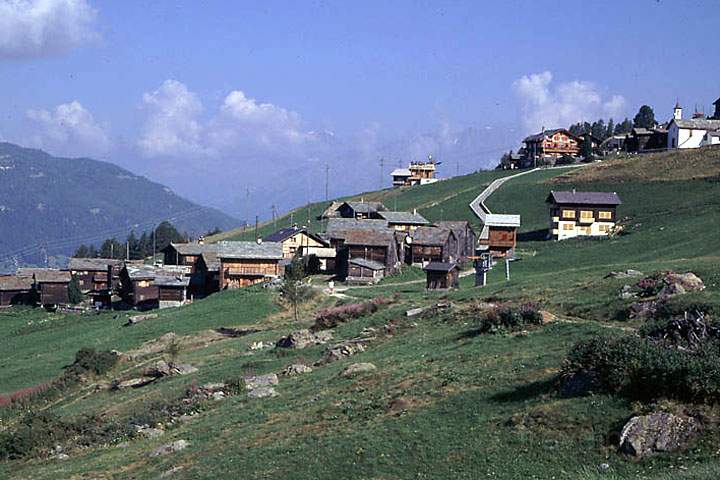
left=312, top=296, right=392, bottom=330
left=562, top=334, right=720, bottom=403
left=476, top=302, right=543, bottom=334
left=66, top=348, right=118, bottom=377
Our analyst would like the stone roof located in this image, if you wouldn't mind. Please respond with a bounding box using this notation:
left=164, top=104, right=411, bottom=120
left=200, top=251, right=220, bottom=272
left=324, top=218, right=390, bottom=237
left=154, top=275, right=190, bottom=288
left=16, top=268, right=71, bottom=283
left=377, top=211, right=430, bottom=225
left=547, top=190, right=622, bottom=206
left=343, top=201, right=386, bottom=214
left=166, top=242, right=217, bottom=256
left=125, top=265, right=186, bottom=281
left=523, top=128, right=578, bottom=143
left=216, top=241, right=283, bottom=260
left=342, top=229, right=395, bottom=247
left=68, top=257, right=124, bottom=271
left=671, top=118, right=720, bottom=130
left=423, top=261, right=459, bottom=273
left=483, top=214, right=521, bottom=228
left=348, top=257, right=385, bottom=270
left=411, top=226, right=453, bottom=246
left=0, top=276, right=33, bottom=290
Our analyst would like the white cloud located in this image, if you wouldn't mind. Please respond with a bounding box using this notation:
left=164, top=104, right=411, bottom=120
left=0, top=0, right=98, bottom=59
left=513, top=71, right=626, bottom=134
left=26, top=100, right=110, bottom=156
left=138, top=79, right=207, bottom=157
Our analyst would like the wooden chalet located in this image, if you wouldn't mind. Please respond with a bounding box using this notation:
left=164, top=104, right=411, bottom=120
left=17, top=268, right=71, bottom=307
left=377, top=210, right=430, bottom=232
left=264, top=226, right=328, bottom=259
left=339, top=229, right=400, bottom=278
left=407, top=226, right=458, bottom=266
left=390, top=168, right=412, bottom=187
left=547, top=190, right=622, bottom=240
left=423, top=262, right=460, bottom=290
left=522, top=129, right=581, bottom=166
left=119, top=265, right=189, bottom=310
left=0, top=276, right=33, bottom=307
left=434, top=221, right=477, bottom=260
left=335, top=201, right=387, bottom=219
left=194, top=251, right=221, bottom=296
left=347, top=258, right=385, bottom=285
left=68, top=258, right=124, bottom=293
left=391, top=159, right=439, bottom=187
left=216, top=241, right=284, bottom=289
left=478, top=214, right=520, bottom=258
left=163, top=242, right=217, bottom=274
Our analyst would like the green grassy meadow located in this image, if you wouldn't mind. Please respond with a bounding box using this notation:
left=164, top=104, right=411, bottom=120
left=1, top=149, right=719, bottom=479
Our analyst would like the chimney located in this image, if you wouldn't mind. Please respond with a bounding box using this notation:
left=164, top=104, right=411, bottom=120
left=413, top=208, right=417, bottom=215
left=572, top=188, right=576, bottom=194
left=198, top=236, right=205, bottom=245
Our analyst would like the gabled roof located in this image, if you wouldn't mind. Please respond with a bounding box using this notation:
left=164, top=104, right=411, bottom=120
left=165, top=242, right=217, bottom=256
left=216, top=241, right=283, bottom=260
left=325, top=218, right=390, bottom=237
left=125, top=265, right=186, bottom=281
left=669, top=118, right=720, bottom=130
left=423, top=261, right=459, bottom=273
left=342, top=229, right=395, bottom=247
left=348, top=257, right=385, bottom=270
left=523, top=128, right=579, bottom=143
left=546, top=190, right=622, bottom=206
left=68, top=257, right=124, bottom=271
left=16, top=268, right=71, bottom=283
left=0, top=276, right=33, bottom=290
left=411, top=226, right=454, bottom=246
left=200, top=251, right=220, bottom=272
left=483, top=214, right=521, bottom=228
left=377, top=211, right=430, bottom=225
left=390, top=168, right=412, bottom=177
left=264, top=226, right=327, bottom=245
left=153, top=275, right=190, bottom=287
left=318, top=201, right=344, bottom=219
left=434, top=220, right=475, bottom=234
left=341, top=201, right=387, bottom=214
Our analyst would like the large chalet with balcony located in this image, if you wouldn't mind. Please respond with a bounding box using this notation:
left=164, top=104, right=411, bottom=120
left=522, top=129, right=581, bottom=167
left=547, top=190, right=622, bottom=240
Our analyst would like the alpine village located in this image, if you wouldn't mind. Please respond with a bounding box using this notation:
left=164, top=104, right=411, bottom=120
left=2, top=4, right=720, bottom=479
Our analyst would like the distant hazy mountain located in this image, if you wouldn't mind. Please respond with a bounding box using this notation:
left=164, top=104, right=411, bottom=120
left=0, top=142, right=239, bottom=267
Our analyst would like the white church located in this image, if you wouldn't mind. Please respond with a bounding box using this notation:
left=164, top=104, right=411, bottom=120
left=666, top=98, right=720, bottom=149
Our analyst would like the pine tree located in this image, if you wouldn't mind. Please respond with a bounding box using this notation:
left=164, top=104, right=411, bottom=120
left=279, top=255, right=314, bottom=322
left=633, top=105, right=656, bottom=129
left=606, top=118, right=615, bottom=139
left=581, top=135, right=593, bottom=160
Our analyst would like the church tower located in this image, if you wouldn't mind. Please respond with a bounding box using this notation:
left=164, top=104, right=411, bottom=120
left=673, top=101, right=682, bottom=121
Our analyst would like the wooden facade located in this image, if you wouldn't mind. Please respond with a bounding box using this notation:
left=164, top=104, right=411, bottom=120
left=547, top=190, right=622, bottom=240
left=523, top=129, right=581, bottom=166
left=163, top=242, right=216, bottom=274
left=346, top=258, right=385, bottom=284
left=408, top=227, right=458, bottom=266
left=336, top=201, right=387, bottom=220
left=478, top=214, right=520, bottom=258
left=264, top=227, right=328, bottom=259
left=337, top=229, right=399, bottom=278
left=68, top=258, right=123, bottom=293
left=119, top=265, right=188, bottom=310
left=216, top=241, right=284, bottom=290
left=0, top=276, right=33, bottom=307
left=424, top=262, right=460, bottom=290
left=434, top=221, right=477, bottom=260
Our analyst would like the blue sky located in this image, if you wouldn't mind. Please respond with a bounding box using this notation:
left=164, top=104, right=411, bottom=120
left=1, top=0, right=718, bottom=219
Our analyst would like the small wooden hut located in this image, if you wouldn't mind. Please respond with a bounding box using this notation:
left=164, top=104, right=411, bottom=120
left=423, top=262, right=460, bottom=290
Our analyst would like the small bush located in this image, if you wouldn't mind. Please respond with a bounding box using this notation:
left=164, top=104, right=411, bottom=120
left=66, top=348, right=118, bottom=377
left=562, top=334, right=720, bottom=403
left=312, top=296, right=392, bottom=330
left=476, top=302, right=543, bottom=334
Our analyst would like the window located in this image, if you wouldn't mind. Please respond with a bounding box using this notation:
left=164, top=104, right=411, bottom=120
left=562, top=209, right=575, bottom=219
left=599, top=224, right=610, bottom=232
left=580, top=210, right=593, bottom=219
left=562, top=223, right=575, bottom=231
left=598, top=211, right=612, bottom=220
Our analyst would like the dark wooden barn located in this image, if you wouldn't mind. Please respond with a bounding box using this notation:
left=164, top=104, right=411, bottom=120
left=216, top=241, right=284, bottom=289
left=119, top=265, right=188, bottom=310
left=423, top=262, right=460, bottom=290
left=346, top=258, right=385, bottom=284
left=339, top=229, right=399, bottom=278
left=68, top=258, right=124, bottom=293
left=194, top=251, right=221, bottom=297
left=434, top=221, right=477, bottom=261
left=408, top=227, right=458, bottom=266
left=0, top=276, right=33, bottom=307
left=17, top=269, right=71, bottom=307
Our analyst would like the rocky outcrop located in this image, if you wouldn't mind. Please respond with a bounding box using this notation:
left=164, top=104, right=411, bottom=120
left=144, top=360, right=198, bottom=378
left=243, top=374, right=279, bottom=390
left=341, top=362, right=377, bottom=378
left=247, top=386, right=278, bottom=399
left=281, top=364, right=313, bottom=376
left=318, top=341, right=366, bottom=365
left=276, top=329, right=333, bottom=349
left=149, top=440, right=190, bottom=457
left=619, top=412, right=700, bottom=458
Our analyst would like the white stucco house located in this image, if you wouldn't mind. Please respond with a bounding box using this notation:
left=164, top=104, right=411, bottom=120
left=667, top=101, right=720, bottom=149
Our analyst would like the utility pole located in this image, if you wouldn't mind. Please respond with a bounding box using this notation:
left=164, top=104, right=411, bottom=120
left=379, top=157, right=384, bottom=189
left=456, top=156, right=460, bottom=177
left=254, top=215, right=259, bottom=242
left=110, top=243, right=114, bottom=259
left=126, top=240, right=130, bottom=260
left=244, top=188, right=250, bottom=232
left=325, top=163, right=329, bottom=201
left=152, top=224, right=156, bottom=264
left=271, top=204, right=277, bottom=232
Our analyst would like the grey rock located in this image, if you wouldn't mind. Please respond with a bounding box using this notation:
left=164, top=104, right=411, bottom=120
left=149, top=439, right=190, bottom=457
left=406, top=307, right=426, bottom=317
left=171, top=363, right=198, bottom=375
left=619, top=412, right=700, bottom=458
left=127, top=313, right=158, bottom=325
left=276, top=329, right=333, bottom=349
left=201, top=382, right=227, bottom=391
left=281, top=364, right=313, bottom=376
left=341, top=362, right=377, bottom=378
left=319, top=342, right=366, bottom=365
left=247, top=386, right=278, bottom=399
left=114, top=377, right=155, bottom=389
left=211, top=391, right=226, bottom=401
left=243, top=373, right=279, bottom=390
left=139, top=427, right=165, bottom=439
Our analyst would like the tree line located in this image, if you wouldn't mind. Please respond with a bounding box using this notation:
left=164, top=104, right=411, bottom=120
left=73, top=221, right=188, bottom=260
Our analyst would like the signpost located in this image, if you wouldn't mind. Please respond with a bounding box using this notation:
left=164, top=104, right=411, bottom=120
left=474, top=252, right=492, bottom=287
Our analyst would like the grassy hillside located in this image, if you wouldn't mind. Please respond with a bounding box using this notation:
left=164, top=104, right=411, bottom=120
left=0, top=142, right=239, bottom=268
left=1, top=148, right=720, bottom=479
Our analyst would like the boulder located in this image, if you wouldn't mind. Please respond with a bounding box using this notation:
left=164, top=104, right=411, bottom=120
left=114, top=377, right=155, bottom=389
left=319, top=342, right=366, bottom=365
left=619, top=412, right=700, bottom=458
left=243, top=373, right=279, bottom=390
left=137, top=427, right=165, bottom=439
left=211, top=391, right=226, bottom=401
left=149, top=440, right=190, bottom=457
left=281, top=364, right=313, bottom=376
left=171, top=363, right=198, bottom=375
left=247, top=386, right=278, bottom=399
left=406, top=307, right=426, bottom=317
left=145, top=361, right=197, bottom=378
left=276, top=329, right=332, bottom=349
left=605, top=270, right=643, bottom=279
left=127, top=313, right=158, bottom=325
left=560, top=370, right=599, bottom=397
left=341, top=362, right=377, bottom=378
